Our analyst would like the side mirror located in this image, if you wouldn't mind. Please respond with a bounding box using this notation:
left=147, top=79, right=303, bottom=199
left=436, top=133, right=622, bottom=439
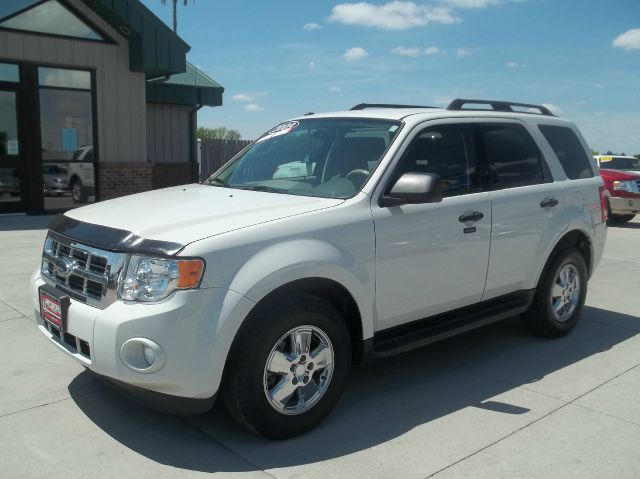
left=379, top=172, right=443, bottom=207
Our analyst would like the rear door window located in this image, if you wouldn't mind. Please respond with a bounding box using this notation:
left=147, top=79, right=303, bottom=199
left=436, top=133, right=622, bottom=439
left=480, top=123, right=546, bottom=188
left=539, top=125, right=594, bottom=179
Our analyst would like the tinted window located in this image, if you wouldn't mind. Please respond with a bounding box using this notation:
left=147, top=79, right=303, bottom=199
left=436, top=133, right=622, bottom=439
left=395, top=124, right=478, bottom=196
left=481, top=123, right=545, bottom=187
left=539, top=125, right=594, bottom=179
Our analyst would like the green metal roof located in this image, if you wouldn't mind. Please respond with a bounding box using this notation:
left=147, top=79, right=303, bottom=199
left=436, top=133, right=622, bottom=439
left=82, top=0, right=190, bottom=78
left=146, top=62, right=224, bottom=106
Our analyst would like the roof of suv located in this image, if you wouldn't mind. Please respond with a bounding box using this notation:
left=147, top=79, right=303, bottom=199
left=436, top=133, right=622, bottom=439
left=297, top=99, right=566, bottom=123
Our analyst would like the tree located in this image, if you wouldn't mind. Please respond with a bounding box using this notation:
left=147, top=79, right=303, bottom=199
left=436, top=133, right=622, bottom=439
left=160, top=0, right=193, bottom=34
left=197, top=127, right=242, bottom=140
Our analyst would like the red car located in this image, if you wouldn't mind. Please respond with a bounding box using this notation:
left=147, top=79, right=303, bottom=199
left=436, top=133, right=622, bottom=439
left=594, top=155, right=640, bottom=224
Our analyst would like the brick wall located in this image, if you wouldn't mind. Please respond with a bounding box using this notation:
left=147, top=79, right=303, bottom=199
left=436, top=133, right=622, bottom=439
left=97, top=163, right=154, bottom=201
left=153, top=162, right=198, bottom=189
left=97, top=162, right=197, bottom=201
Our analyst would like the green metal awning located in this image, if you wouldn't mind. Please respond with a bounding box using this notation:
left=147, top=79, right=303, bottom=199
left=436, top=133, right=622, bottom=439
left=83, top=0, right=190, bottom=78
left=146, top=61, right=224, bottom=107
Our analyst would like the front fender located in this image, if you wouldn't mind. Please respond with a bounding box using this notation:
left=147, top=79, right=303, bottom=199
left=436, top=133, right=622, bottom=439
left=228, top=239, right=375, bottom=340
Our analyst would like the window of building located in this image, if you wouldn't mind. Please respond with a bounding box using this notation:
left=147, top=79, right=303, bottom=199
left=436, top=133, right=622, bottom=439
left=480, top=123, right=545, bottom=188
left=38, top=67, right=93, bottom=161
left=0, top=0, right=104, bottom=41
left=395, top=124, right=479, bottom=196
left=0, top=91, right=19, bottom=156
left=0, top=63, right=20, bottom=83
left=38, top=67, right=96, bottom=210
left=539, top=125, right=594, bottom=179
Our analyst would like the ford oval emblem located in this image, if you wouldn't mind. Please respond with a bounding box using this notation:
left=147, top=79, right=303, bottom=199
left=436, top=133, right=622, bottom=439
left=54, top=257, right=76, bottom=278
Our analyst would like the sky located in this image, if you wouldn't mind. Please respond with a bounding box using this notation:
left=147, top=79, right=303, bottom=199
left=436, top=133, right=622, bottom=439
left=141, top=0, right=640, bottom=155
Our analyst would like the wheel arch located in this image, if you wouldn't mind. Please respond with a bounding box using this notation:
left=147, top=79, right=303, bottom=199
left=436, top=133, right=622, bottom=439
left=536, top=229, right=593, bottom=286
left=236, top=277, right=365, bottom=365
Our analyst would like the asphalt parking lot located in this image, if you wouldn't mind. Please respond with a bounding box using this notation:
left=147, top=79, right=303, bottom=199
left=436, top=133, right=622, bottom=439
left=1, top=214, right=639, bottom=479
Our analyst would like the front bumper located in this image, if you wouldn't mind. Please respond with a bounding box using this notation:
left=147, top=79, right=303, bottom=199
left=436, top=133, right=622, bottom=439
left=31, top=272, right=254, bottom=413
left=609, top=196, right=640, bottom=215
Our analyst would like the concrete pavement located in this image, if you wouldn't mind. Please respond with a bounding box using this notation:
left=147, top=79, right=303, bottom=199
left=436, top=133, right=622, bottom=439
left=1, top=214, right=639, bottom=478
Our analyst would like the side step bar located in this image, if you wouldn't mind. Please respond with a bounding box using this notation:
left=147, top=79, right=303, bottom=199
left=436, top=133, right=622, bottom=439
left=369, top=290, right=535, bottom=359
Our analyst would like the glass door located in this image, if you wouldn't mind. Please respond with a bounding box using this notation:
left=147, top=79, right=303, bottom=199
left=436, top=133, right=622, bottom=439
left=38, top=66, right=96, bottom=211
left=0, top=63, right=23, bottom=213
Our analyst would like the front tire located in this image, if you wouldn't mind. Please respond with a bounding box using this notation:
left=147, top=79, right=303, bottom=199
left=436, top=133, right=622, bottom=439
left=523, top=248, right=588, bottom=338
left=221, top=295, right=351, bottom=439
left=71, top=179, right=87, bottom=203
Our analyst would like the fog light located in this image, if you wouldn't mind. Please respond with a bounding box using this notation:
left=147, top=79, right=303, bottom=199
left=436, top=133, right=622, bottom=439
left=120, top=338, right=166, bottom=373
left=143, top=345, right=156, bottom=366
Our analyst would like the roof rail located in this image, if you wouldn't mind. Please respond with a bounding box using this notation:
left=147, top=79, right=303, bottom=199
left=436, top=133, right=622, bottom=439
left=350, top=103, right=436, bottom=111
left=446, top=99, right=555, bottom=116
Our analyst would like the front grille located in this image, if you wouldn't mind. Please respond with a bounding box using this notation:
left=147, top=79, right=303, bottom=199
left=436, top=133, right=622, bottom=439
left=41, top=234, right=127, bottom=309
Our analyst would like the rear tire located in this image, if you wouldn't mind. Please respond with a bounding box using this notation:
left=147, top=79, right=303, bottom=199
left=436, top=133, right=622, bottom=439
left=221, top=295, right=351, bottom=439
left=523, top=248, right=588, bottom=338
left=608, top=213, right=635, bottom=224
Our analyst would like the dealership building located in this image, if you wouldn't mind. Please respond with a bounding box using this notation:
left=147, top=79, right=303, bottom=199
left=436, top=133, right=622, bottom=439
left=0, top=0, right=223, bottom=214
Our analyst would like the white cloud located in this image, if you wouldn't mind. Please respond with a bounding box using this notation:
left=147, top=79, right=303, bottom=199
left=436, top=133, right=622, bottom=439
left=456, top=47, right=475, bottom=58
left=304, top=22, right=323, bottom=30
left=308, top=61, right=317, bottom=69
left=424, top=46, right=441, bottom=55
left=329, top=1, right=459, bottom=31
left=542, top=103, right=563, bottom=115
left=506, top=61, right=521, bottom=68
left=344, top=46, right=368, bottom=61
left=232, top=91, right=267, bottom=102
left=232, top=93, right=254, bottom=102
left=443, top=0, right=505, bottom=8
left=244, top=104, right=264, bottom=112
left=329, top=85, right=342, bottom=92
left=594, top=83, right=605, bottom=89
left=613, top=28, right=640, bottom=50
left=392, top=46, right=422, bottom=57
left=576, top=100, right=587, bottom=106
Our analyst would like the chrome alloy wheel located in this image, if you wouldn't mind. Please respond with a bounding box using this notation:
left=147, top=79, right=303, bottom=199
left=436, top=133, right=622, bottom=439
left=550, top=264, right=581, bottom=322
left=263, top=325, right=334, bottom=415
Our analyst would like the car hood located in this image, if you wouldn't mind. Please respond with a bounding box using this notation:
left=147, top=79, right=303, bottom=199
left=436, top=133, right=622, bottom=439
left=64, top=184, right=344, bottom=246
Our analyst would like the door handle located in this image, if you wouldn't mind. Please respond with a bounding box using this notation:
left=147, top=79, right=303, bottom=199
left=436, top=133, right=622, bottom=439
left=540, top=197, right=559, bottom=208
left=459, top=211, right=484, bottom=223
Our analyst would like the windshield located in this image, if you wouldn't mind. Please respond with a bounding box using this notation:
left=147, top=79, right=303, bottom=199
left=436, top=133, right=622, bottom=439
left=599, top=156, right=640, bottom=171
left=208, top=118, right=401, bottom=198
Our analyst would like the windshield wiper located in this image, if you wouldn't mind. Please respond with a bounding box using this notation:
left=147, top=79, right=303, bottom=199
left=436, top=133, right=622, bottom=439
left=237, top=185, right=287, bottom=194
left=204, top=177, right=229, bottom=187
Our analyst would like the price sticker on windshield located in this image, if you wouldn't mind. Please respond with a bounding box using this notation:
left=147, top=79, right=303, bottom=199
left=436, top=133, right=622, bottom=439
left=257, top=121, right=299, bottom=142
left=599, top=156, right=613, bottom=162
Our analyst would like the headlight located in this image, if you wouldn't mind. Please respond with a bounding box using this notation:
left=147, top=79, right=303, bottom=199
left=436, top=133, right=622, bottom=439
left=119, top=255, right=205, bottom=302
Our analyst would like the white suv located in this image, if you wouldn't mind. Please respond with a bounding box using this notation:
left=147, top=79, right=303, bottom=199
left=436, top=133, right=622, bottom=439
left=31, top=99, right=607, bottom=439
